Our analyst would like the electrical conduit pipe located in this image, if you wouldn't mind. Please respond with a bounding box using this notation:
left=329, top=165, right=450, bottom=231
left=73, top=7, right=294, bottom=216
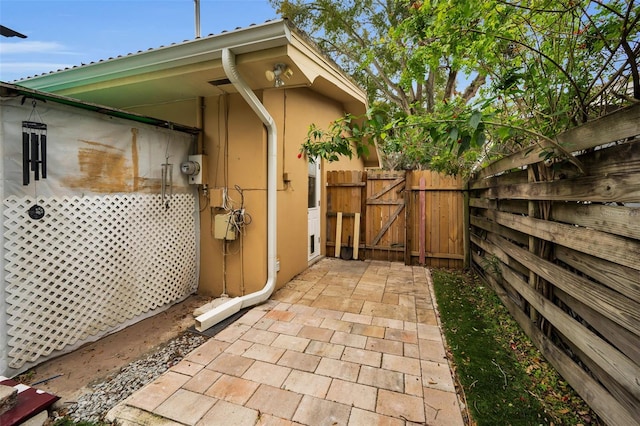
left=195, top=48, right=278, bottom=331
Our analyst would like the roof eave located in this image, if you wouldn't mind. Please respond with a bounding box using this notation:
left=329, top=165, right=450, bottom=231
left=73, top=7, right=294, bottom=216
left=19, top=20, right=292, bottom=93
left=1, top=82, right=200, bottom=134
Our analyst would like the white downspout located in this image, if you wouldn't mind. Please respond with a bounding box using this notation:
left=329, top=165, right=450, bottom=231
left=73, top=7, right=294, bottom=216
left=195, top=48, right=277, bottom=331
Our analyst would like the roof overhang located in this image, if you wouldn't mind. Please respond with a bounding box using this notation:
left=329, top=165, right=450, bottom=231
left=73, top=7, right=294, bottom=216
left=17, top=20, right=366, bottom=112
left=17, top=19, right=377, bottom=166
left=0, top=82, right=200, bottom=134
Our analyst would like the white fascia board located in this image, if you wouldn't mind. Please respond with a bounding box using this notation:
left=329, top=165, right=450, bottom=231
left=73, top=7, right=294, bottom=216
left=19, top=20, right=291, bottom=93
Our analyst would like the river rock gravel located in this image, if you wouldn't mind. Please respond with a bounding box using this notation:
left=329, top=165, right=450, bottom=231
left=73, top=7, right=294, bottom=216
left=56, top=331, right=207, bottom=423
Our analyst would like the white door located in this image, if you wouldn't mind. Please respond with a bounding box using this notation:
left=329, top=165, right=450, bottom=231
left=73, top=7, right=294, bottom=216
left=307, top=161, right=321, bottom=260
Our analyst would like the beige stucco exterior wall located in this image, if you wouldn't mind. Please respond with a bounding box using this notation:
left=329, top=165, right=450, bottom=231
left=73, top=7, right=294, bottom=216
left=131, top=86, right=364, bottom=297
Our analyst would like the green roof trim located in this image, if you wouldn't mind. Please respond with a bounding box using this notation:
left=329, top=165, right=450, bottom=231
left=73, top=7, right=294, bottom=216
left=1, top=82, right=201, bottom=135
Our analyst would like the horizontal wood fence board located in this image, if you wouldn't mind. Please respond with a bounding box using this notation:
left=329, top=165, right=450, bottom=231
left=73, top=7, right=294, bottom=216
left=555, top=288, right=640, bottom=364
left=327, top=212, right=359, bottom=217
left=495, top=260, right=640, bottom=403
left=366, top=174, right=404, bottom=180
left=554, top=327, right=640, bottom=422
left=470, top=214, right=529, bottom=246
left=473, top=256, right=639, bottom=426
left=326, top=182, right=367, bottom=187
left=475, top=104, right=640, bottom=180
left=408, top=251, right=464, bottom=260
left=553, top=103, right=640, bottom=151
left=367, top=200, right=405, bottom=205
left=481, top=138, right=640, bottom=187
left=482, top=173, right=640, bottom=202
left=469, top=105, right=640, bottom=424
left=364, top=245, right=403, bottom=251
left=555, top=246, right=640, bottom=302
left=486, top=209, right=640, bottom=270
left=470, top=233, right=530, bottom=277
left=489, top=234, right=640, bottom=338
left=470, top=197, right=529, bottom=214
left=469, top=169, right=528, bottom=190
left=571, top=138, right=640, bottom=176
left=551, top=203, right=640, bottom=240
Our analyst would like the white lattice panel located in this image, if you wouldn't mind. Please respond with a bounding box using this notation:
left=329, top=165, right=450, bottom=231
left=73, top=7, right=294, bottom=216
left=3, top=193, right=198, bottom=369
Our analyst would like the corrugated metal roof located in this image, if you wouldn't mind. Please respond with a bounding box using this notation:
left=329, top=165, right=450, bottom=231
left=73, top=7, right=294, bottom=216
left=15, top=20, right=282, bottom=82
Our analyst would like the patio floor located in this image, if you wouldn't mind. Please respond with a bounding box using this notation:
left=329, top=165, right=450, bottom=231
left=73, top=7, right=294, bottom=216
left=106, top=258, right=465, bottom=425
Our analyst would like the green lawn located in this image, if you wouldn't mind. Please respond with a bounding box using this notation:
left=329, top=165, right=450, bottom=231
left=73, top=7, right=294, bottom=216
left=431, top=269, right=600, bottom=426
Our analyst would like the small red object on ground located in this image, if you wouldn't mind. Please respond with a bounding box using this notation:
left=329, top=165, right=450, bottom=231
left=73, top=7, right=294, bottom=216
left=0, top=376, right=59, bottom=426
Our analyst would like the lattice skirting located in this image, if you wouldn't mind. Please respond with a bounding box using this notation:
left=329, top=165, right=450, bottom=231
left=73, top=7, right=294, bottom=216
left=3, top=193, right=198, bottom=369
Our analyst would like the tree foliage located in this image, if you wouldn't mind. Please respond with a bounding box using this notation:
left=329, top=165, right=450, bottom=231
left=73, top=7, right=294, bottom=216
left=272, top=0, right=639, bottom=174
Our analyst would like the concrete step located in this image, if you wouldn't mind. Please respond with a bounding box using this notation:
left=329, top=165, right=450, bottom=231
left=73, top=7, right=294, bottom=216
left=0, top=384, right=18, bottom=415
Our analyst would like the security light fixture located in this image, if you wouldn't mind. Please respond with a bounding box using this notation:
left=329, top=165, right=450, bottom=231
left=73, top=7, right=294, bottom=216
left=265, top=63, right=293, bottom=88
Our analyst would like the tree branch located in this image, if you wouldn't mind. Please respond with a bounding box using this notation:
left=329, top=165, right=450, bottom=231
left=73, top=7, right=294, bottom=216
left=461, top=73, right=486, bottom=101
left=494, top=0, right=573, bottom=14
left=444, top=68, right=458, bottom=100
left=481, top=120, right=586, bottom=175
left=421, top=118, right=587, bottom=175
left=621, top=39, right=640, bottom=99
left=467, top=28, right=586, bottom=110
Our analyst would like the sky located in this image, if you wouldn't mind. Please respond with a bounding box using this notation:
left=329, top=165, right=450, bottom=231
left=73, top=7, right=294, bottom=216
left=0, top=0, right=279, bottom=82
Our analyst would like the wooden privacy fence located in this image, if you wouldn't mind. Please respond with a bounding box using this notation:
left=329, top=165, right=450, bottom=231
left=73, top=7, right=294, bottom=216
left=326, top=169, right=465, bottom=267
left=468, top=104, right=640, bottom=425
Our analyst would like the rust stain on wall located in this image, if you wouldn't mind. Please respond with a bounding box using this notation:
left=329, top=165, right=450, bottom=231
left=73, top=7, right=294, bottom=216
left=136, top=177, right=163, bottom=192
left=63, top=139, right=133, bottom=193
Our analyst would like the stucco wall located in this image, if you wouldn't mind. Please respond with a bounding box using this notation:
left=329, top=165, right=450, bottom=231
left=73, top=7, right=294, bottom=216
left=133, top=87, right=365, bottom=298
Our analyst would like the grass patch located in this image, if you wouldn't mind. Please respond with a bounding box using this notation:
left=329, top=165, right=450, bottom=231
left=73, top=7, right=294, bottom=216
left=431, top=269, right=600, bottom=425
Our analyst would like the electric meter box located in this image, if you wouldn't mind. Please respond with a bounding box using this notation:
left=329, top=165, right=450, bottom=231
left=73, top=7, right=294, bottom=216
left=186, top=154, right=207, bottom=185
left=214, top=214, right=237, bottom=240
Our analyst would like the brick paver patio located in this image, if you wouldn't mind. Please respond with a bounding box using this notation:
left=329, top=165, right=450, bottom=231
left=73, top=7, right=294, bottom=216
left=106, top=258, right=464, bottom=425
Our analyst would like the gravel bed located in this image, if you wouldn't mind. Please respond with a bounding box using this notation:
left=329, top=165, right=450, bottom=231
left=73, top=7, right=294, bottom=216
left=56, top=332, right=208, bottom=423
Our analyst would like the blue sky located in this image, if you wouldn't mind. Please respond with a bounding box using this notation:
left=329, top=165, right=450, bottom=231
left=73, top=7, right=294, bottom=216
left=0, top=0, right=279, bottom=82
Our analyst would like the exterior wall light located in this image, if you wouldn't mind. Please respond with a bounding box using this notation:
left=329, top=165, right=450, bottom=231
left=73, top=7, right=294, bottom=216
left=265, top=63, right=293, bottom=87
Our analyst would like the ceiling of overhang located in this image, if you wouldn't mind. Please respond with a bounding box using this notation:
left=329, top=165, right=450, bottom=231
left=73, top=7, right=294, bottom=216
left=58, top=52, right=315, bottom=110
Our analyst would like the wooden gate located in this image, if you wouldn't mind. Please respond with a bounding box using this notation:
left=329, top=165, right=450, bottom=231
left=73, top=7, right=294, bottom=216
left=325, top=170, right=465, bottom=266
left=365, top=170, right=406, bottom=261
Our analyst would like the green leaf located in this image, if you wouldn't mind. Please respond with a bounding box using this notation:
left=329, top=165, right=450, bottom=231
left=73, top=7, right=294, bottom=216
left=449, top=127, right=459, bottom=142
left=457, top=135, right=471, bottom=156
left=469, top=110, right=482, bottom=130
left=497, top=126, right=512, bottom=140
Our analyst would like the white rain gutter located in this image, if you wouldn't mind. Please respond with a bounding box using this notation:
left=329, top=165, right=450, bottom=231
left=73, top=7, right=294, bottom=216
left=195, top=48, right=277, bottom=331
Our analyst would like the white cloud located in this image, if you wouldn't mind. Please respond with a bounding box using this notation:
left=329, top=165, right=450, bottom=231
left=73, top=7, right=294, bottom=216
left=0, top=40, right=71, bottom=55
left=0, top=40, right=77, bottom=80
left=0, top=62, right=73, bottom=82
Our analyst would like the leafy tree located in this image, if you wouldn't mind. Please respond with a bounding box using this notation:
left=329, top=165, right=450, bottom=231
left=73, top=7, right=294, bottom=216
left=273, top=0, right=639, bottom=174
